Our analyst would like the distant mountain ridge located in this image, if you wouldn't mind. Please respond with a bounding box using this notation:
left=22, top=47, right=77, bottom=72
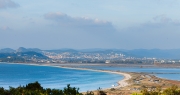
left=0, top=48, right=16, bottom=53
left=1, top=47, right=180, bottom=59
left=0, top=47, right=42, bottom=53
left=0, top=51, right=48, bottom=59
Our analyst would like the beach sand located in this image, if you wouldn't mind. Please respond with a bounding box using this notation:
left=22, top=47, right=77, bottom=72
left=46, top=64, right=132, bottom=88
left=26, top=63, right=132, bottom=89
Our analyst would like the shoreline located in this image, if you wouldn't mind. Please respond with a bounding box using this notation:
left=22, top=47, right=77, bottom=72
left=2, top=63, right=180, bottom=94
left=0, top=62, right=132, bottom=90
left=30, top=63, right=132, bottom=89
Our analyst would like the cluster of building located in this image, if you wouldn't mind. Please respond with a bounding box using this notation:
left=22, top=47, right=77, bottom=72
left=40, top=51, right=180, bottom=64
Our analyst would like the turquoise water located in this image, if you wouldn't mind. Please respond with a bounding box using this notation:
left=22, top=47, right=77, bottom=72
left=0, top=63, right=123, bottom=92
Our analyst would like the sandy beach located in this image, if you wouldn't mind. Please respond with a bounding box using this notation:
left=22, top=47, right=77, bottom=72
left=12, top=63, right=132, bottom=89
left=33, top=63, right=132, bottom=89
left=30, top=63, right=180, bottom=95
left=59, top=67, right=132, bottom=88
left=1, top=62, right=132, bottom=88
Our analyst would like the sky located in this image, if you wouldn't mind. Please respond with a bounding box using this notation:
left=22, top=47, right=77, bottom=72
left=1, top=0, right=180, bottom=50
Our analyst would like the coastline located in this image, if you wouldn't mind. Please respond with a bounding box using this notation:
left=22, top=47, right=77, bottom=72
left=0, top=62, right=132, bottom=89
left=2, top=63, right=180, bottom=95
left=56, top=66, right=132, bottom=88
left=30, top=63, right=132, bottom=89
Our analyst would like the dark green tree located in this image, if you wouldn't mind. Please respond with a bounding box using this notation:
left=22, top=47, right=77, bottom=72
left=25, top=81, right=43, bottom=90
left=63, top=84, right=82, bottom=95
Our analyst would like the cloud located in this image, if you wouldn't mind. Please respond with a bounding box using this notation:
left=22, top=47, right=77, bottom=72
left=44, top=12, right=116, bottom=32
left=153, top=14, right=173, bottom=23
left=116, top=15, right=180, bottom=49
left=0, top=0, right=19, bottom=9
left=122, top=15, right=180, bottom=33
left=151, top=14, right=180, bottom=26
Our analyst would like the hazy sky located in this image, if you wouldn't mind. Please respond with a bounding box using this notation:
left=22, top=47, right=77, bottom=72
left=1, top=0, right=180, bottom=49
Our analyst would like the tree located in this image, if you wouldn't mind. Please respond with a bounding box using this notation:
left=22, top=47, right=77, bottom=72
left=97, top=87, right=106, bottom=95
left=25, top=81, right=43, bottom=91
left=163, top=85, right=180, bottom=95
left=0, top=82, right=83, bottom=95
left=63, top=84, right=82, bottom=95
left=85, top=91, right=94, bottom=95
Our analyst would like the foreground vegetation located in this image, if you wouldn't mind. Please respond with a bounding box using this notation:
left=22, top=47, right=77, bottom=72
left=132, top=85, right=180, bottom=95
left=0, top=81, right=82, bottom=95
left=1, top=81, right=180, bottom=95
left=0, top=81, right=107, bottom=95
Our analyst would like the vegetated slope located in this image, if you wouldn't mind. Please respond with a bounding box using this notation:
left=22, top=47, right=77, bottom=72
left=0, top=51, right=48, bottom=59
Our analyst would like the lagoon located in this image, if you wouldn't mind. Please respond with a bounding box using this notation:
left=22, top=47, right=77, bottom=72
left=73, top=64, right=180, bottom=80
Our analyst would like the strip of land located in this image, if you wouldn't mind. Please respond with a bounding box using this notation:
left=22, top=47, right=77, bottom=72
left=12, top=63, right=132, bottom=89
left=35, top=63, right=132, bottom=88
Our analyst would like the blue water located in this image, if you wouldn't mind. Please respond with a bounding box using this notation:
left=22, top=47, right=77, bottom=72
left=1, top=63, right=180, bottom=92
left=0, top=63, right=123, bottom=92
left=75, top=65, right=180, bottom=80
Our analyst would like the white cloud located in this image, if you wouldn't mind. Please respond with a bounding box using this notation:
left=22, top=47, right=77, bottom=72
left=0, top=0, right=19, bottom=9
left=44, top=12, right=116, bottom=32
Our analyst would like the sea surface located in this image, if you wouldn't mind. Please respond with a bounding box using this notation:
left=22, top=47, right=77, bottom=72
left=1, top=63, right=180, bottom=92
left=0, top=63, right=123, bottom=92
left=74, top=65, right=180, bottom=81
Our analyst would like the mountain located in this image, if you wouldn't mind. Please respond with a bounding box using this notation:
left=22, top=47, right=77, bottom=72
left=0, top=53, right=16, bottom=58
left=16, top=47, right=41, bottom=53
left=0, top=47, right=48, bottom=61
left=1, top=47, right=180, bottom=59
left=0, top=51, right=48, bottom=59
left=45, top=49, right=78, bottom=53
left=16, top=51, right=48, bottom=59
left=0, top=48, right=15, bottom=53
left=16, top=47, right=28, bottom=52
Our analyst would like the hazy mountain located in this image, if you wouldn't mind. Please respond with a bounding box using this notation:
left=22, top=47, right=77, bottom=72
left=45, top=49, right=78, bottom=53
left=1, top=47, right=180, bottom=59
left=16, top=47, right=28, bottom=52
left=16, top=51, right=48, bottom=59
left=0, top=48, right=15, bottom=53
left=16, top=47, right=41, bottom=52
left=0, top=51, right=48, bottom=59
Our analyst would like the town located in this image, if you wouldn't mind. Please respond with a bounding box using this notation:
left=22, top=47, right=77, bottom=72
left=1, top=47, right=180, bottom=64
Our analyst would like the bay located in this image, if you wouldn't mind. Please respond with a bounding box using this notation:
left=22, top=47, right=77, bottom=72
left=0, top=63, right=123, bottom=92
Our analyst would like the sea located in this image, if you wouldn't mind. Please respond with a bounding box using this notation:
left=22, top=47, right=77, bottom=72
left=74, top=65, right=180, bottom=81
left=0, top=63, right=123, bottom=92
left=0, top=63, right=180, bottom=92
